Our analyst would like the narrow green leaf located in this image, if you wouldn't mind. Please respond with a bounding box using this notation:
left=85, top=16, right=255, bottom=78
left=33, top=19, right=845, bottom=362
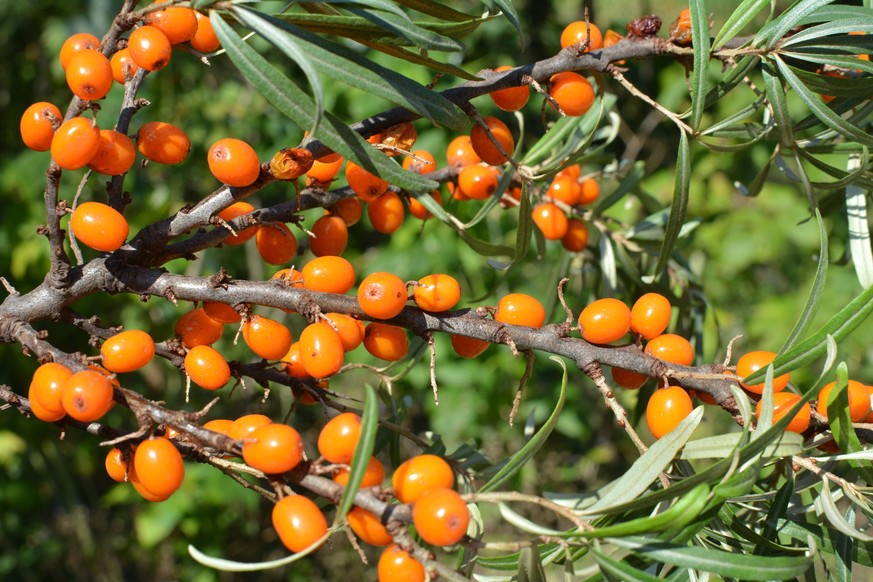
left=652, top=132, right=690, bottom=279
left=334, top=386, right=379, bottom=523
left=713, top=0, right=772, bottom=49
left=393, top=0, right=475, bottom=22
left=761, top=62, right=795, bottom=146
left=755, top=0, right=836, bottom=50
left=593, top=162, right=645, bottom=214
left=592, top=550, right=663, bottom=582
left=517, top=546, right=547, bottom=582
left=680, top=431, right=802, bottom=460
left=819, top=478, right=873, bottom=542
left=776, top=519, right=873, bottom=567
left=514, top=179, right=532, bottom=262
left=499, top=503, right=563, bottom=536
left=781, top=20, right=873, bottom=48
left=490, top=0, right=522, bottom=39
left=188, top=529, right=332, bottom=571
left=480, top=357, right=567, bottom=492
left=609, top=537, right=812, bottom=581
left=689, top=0, right=711, bottom=131
left=756, top=475, right=795, bottom=555
left=347, top=6, right=463, bottom=51
left=845, top=154, right=873, bottom=288
left=357, top=38, right=478, bottom=79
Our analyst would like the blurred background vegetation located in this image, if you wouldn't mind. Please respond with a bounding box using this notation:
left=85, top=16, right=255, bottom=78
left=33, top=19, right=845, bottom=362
left=2, top=0, right=872, bottom=580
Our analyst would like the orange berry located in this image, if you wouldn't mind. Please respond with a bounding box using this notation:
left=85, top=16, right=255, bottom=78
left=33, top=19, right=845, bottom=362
left=560, top=21, right=604, bottom=50
left=378, top=544, right=426, bottom=582
left=489, top=65, right=529, bottom=112
left=101, top=329, right=155, bottom=373
left=445, top=135, right=481, bottom=168
left=242, top=423, right=304, bottom=474
left=203, top=418, right=234, bottom=436
left=630, top=293, right=672, bottom=340
left=134, top=436, right=185, bottom=499
left=561, top=218, right=589, bottom=252
left=216, top=201, right=257, bottom=245
left=458, top=164, right=499, bottom=200
left=243, top=314, right=293, bottom=360
left=578, top=298, right=631, bottom=344
left=301, top=256, right=356, bottom=294
left=28, top=394, right=65, bottom=422
left=202, top=301, right=241, bottom=324
left=29, top=362, right=73, bottom=419
left=368, top=191, right=405, bottom=234
left=348, top=507, right=393, bottom=546
left=646, top=386, right=694, bottom=439
left=51, top=116, right=100, bottom=170
left=363, top=322, right=409, bottom=361
left=208, top=138, right=261, bottom=187
left=88, top=129, right=137, bottom=175
left=549, top=72, right=595, bottom=117
left=185, top=345, right=231, bottom=390
left=736, top=351, right=790, bottom=394
left=816, top=380, right=871, bottom=422
left=408, top=190, right=442, bottom=220
left=545, top=175, right=581, bottom=206
left=128, top=25, right=172, bottom=71
left=66, top=49, right=113, bottom=101
left=144, top=6, right=198, bottom=45
left=105, top=447, right=129, bottom=482
left=645, top=334, right=694, bottom=366
left=611, top=367, right=648, bottom=390
left=59, top=33, right=100, bottom=69
left=413, top=273, right=460, bottom=312
left=20, top=102, right=62, bottom=151
left=129, top=463, right=171, bottom=502
left=412, top=488, right=469, bottom=547
left=272, top=495, right=328, bottom=553
left=136, top=121, right=190, bottom=164
left=756, top=392, right=811, bottom=434
left=450, top=334, right=489, bottom=359
left=174, top=307, right=224, bottom=348
left=402, top=149, right=436, bottom=174
left=61, top=370, right=115, bottom=422
left=392, top=454, right=454, bottom=504
left=578, top=177, right=600, bottom=205
left=310, top=214, right=348, bottom=257
left=317, top=412, right=362, bottom=464
left=330, top=197, right=363, bottom=226
left=110, top=48, right=140, bottom=84
left=358, top=272, right=408, bottom=319
left=229, top=414, right=272, bottom=441
left=191, top=11, right=220, bottom=52
left=70, top=201, right=129, bottom=252
left=346, top=160, right=390, bottom=201
left=298, top=322, right=345, bottom=378
left=306, top=155, right=344, bottom=184
left=255, top=222, right=298, bottom=265
left=334, top=456, right=386, bottom=488
left=470, top=116, right=514, bottom=166
left=495, top=293, right=546, bottom=328
left=532, top=202, right=569, bottom=240
left=324, top=312, right=365, bottom=352
left=282, top=342, right=310, bottom=379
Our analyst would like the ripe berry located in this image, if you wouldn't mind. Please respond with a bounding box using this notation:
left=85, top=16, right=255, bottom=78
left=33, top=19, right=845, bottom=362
left=203, top=418, right=234, bottom=436
left=51, top=117, right=100, bottom=170
left=347, top=507, right=392, bottom=546
left=578, top=178, right=600, bottom=205
left=208, top=138, right=261, bottom=187
left=29, top=362, right=73, bottom=419
left=105, top=447, right=129, bottom=482
left=301, top=256, right=356, bottom=294
left=816, top=380, right=871, bottom=422
left=66, top=49, right=113, bottom=101
left=255, top=222, right=298, bottom=265
left=363, top=322, right=409, bottom=361
left=413, top=273, right=461, bottom=312
left=243, top=423, right=304, bottom=474
left=532, top=202, right=569, bottom=240
left=458, top=164, right=499, bottom=200
left=306, top=155, right=344, bottom=184
left=489, top=65, right=530, bottom=112
left=470, top=116, right=514, bottom=166
left=282, top=342, right=310, bottom=379
left=368, top=191, right=406, bottom=234
left=561, top=218, right=589, bottom=252
left=243, top=315, right=293, bottom=360
left=392, top=454, right=454, bottom=504
left=144, top=6, right=199, bottom=45
left=70, top=201, right=129, bottom=252
left=611, top=367, right=648, bottom=390
left=61, top=370, right=115, bottom=422
left=185, top=345, right=231, bottom=390
left=756, top=392, right=811, bottom=434
left=645, top=334, right=694, bottom=366
left=101, top=329, right=155, bottom=373
left=216, top=201, right=257, bottom=245
left=646, top=387, right=694, bottom=439
left=412, top=488, right=469, bottom=547
left=358, top=272, right=408, bottom=319
left=549, top=72, right=595, bottom=117
left=20, top=102, right=62, bottom=151
left=110, top=48, right=140, bottom=84
left=450, top=334, right=489, bottom=359
left=88, top=130, right=137, bottom=175
left=202, top=301, right=241, bottom=324
left=578, top=298, right=631, bottom=344
left=378, top=545, right=426, bottom=582
left=28, top=393, right=66, bottom=422
left=174, top=307, right=224, bottom=348
left=298, top=322, right=345, bottom=378
left=134, top=436, right=185, bottom=499
left=545, top=175, right=581, bottom=206
left=346, top=160, right=390, bottom=201
left=317, top=412, right=362, bottom=464
left=630, top=293, right=672, bottom=340
left=736, top=351, right=790, bottom=394
left=59, top=33, right=100, bottom=69
left=330, top=197, right=363, bottom=226
left=128, top=25, right=172, bottom=71
left=560, top=21, right=604, bottom=50
left=229, top=414, right=272, bottom=441
left=272, top=495, right=328, bottom=553
left=446, top=135, right=482, bottom=168
left=402, top=149, right=436, bottom=174
left=495, top=293, right=546, bottom=328
left=310, top=214, right=348, bottom=256
left=409, top=190, right=442, bottom=220
left=136, top=121, right=190, bottom=164
left=324, top=312, right=365, bottom=352
left=334, top=456, right=385, bottom=488
left=191, top=11, right=221, bottom=52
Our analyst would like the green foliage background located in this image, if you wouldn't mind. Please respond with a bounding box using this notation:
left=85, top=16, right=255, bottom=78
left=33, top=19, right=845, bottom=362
left=2, top=0, right=872, bottom=580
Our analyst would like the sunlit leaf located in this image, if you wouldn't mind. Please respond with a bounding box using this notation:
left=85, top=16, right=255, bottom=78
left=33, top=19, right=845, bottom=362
left=713, top=0, right=773, bottom=49
left=652, top=131, right=690, bottom=278
left=689, top=0, right=711, bottom=131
